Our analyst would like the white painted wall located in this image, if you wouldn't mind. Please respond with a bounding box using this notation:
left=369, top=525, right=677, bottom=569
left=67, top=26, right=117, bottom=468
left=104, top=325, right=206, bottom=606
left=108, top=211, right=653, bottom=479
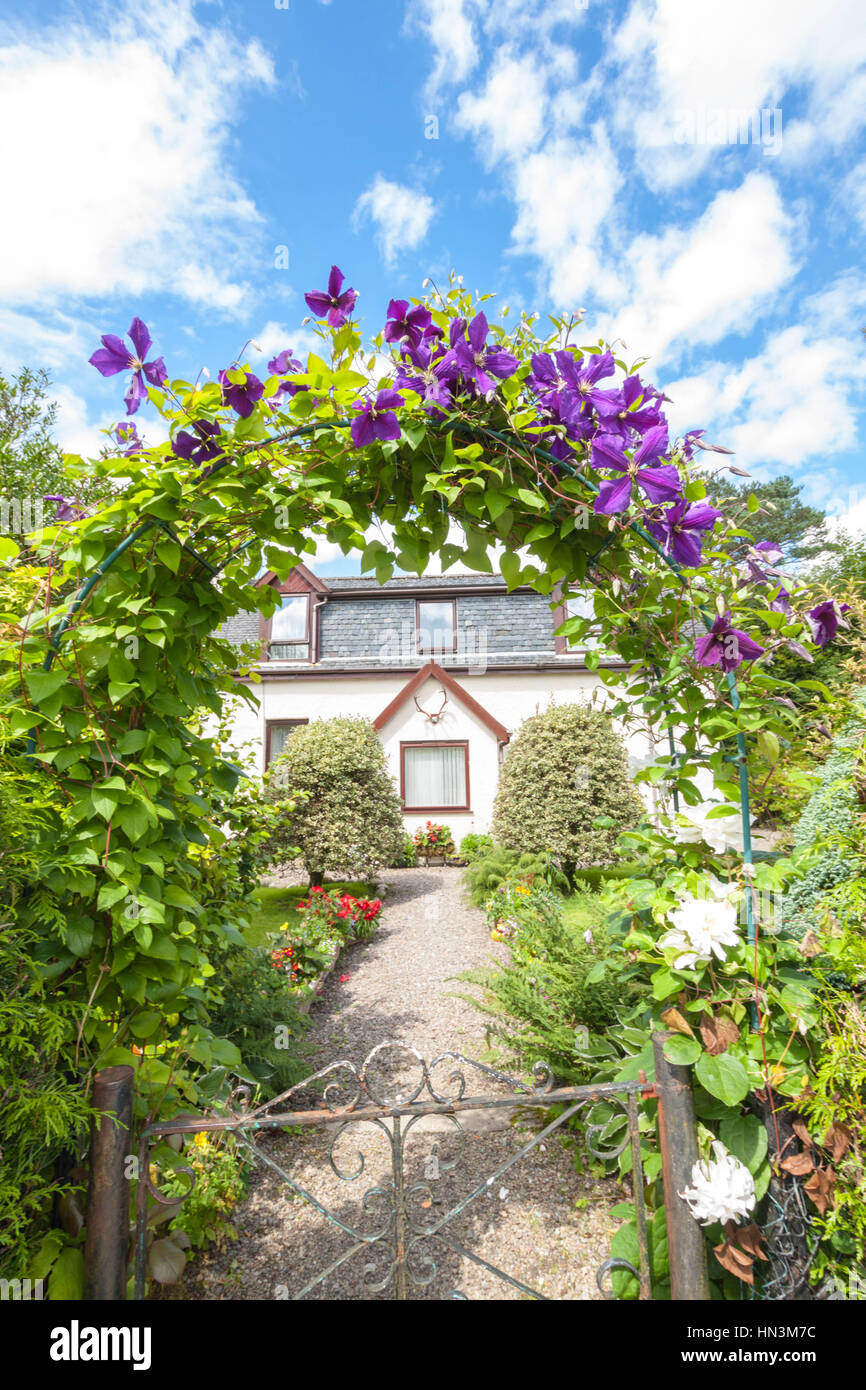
left=220, top=666, right=697, bottom=837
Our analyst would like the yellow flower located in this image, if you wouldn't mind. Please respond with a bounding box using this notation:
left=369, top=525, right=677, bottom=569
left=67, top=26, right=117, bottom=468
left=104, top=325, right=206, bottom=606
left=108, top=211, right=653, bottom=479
left=193, top=1132, right=209, bottom=1149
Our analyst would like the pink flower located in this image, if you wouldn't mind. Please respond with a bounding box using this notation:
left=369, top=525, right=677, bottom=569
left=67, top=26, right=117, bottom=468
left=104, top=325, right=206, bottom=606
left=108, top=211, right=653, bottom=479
left=339, top=974, right=350, bottom=983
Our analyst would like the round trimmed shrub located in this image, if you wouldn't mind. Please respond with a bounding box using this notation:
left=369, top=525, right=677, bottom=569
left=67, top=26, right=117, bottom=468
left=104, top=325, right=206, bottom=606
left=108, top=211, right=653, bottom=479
left=491, top=702, right=643, bottom=879
left=265, top=717, right=405, bottom=884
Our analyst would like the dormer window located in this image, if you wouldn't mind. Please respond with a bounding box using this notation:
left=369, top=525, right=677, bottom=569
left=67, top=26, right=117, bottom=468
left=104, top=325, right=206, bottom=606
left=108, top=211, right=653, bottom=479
left=270, top=593, right=311, bottom=661
left=416, top=599, right=457, bottom=656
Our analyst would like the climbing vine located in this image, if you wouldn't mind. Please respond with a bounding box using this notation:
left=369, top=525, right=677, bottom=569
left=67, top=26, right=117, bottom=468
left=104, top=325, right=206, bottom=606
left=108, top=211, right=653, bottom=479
left=1, top=267, right=855, bottom=1292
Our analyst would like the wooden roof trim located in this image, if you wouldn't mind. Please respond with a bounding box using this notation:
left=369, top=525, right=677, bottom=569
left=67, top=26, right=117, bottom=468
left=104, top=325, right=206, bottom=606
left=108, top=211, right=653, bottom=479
left=256, top=563, right=329, bottom=594
left=373, top=660, right=510, bottom=743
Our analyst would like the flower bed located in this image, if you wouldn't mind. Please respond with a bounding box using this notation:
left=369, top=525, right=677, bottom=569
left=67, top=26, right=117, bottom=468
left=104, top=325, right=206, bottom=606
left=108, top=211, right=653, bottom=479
left=269, top=887, right=383, bottom=1010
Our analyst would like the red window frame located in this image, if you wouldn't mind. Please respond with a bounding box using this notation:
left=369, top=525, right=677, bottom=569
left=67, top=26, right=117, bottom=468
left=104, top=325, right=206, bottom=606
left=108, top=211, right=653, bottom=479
left=265, top=718, right=309, bottom=768
left=260, top=591, right=313, bottom=662
left=400, top=740, right=471, bottom=812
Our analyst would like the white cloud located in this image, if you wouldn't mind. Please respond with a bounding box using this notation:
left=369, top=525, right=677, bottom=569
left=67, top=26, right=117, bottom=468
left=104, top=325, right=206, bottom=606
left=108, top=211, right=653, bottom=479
left=663, top=277, right=866, bottom=485
left=412, top=0, right=481, bottom=98
left=454, top=50, right=553, bottom=165
left=0, top=307, right=91, bottom=375
left=510, top=129, right=625, bottom=307
left=353, top=175, right=435, bottom=267
left=609, top=0, right=866, bottom=187
left=607, top=172, right=799, bottom=364
left=249, top=322, right=323, bottom=369
left=0, top=2, right=273, bottom=313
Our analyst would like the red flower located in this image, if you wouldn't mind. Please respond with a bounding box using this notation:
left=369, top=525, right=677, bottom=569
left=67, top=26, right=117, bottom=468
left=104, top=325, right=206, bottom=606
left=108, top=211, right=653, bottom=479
left=339, top=974, right=350, bottom=983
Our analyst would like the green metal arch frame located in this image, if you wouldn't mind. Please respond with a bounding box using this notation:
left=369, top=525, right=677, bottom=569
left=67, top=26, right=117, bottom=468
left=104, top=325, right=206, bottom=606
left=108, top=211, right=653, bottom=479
left=31, top=417, right=757, bottom=960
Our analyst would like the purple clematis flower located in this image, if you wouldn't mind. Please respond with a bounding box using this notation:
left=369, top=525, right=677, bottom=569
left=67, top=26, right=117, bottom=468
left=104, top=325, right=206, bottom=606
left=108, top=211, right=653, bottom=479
left=384, top=299, right=434, bottom=351
left=304, top=265, right=358, bottom=328
left=739, top=540, right=786, bottom=588
left=350, top=390, right=404, bottom=447
left=44, top=495, right=86, bottom=522
left=646, top=499, right=722, bottom=567
left=218, top=369, right=264, bottom=419
left=769, top=586, right=792, bottom=614
left=394, top=339, right=455, bottom=410
left=447, top=313, right=518, bottom=396
left=695, top=611, right=765, bottom=672
left=528, top=349, right=618, bottom=425
left=89, top=317, right=167, bottom=416
left=807, top=600, right=850, bottom=648
left=598, top=374, right=665, bottom=440
left=591, top=426, right=683, bottom=514
left=561, top=349, right=617, bottom=418
left=681, top=429, right=706, bottom=462
left=268, top=349, right=302, bottom=377
left=113, top=421, right=142, bottom=455
left=172, top=420, right=223, bottom=465
left=267, top=349, right=306, bottom=407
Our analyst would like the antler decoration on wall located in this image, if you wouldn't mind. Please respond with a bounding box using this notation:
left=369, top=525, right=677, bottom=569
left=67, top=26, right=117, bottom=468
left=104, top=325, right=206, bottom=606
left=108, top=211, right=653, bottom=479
left=414, top=689, right=448, bottom=724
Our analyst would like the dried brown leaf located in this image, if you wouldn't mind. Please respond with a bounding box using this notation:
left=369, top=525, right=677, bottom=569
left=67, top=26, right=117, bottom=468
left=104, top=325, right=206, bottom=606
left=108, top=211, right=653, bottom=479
left=799, top=931, right=822, bottom=959
left=792, top=1118, right=813, bottom=1148
left=780, top=1150, right=815, bottom=1176
left=699, top=1011, right=740, bottom=1056
left=661, top=1007, right=694, bottom=1038
left=823, top=1122, right=853, bottom=1164
left=713, top=1237, right=755, bottom=1285
left=803, top=1166, right=837, bottom=1216
left=734, top=1223, right=769, bottom=1262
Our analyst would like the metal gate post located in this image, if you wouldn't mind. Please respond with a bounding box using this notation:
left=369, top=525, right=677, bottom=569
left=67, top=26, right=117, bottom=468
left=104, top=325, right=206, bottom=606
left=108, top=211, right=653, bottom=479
left=652, top=1032, right=711, bottom=1300
left=84, top=1064, right=134, bottom=1301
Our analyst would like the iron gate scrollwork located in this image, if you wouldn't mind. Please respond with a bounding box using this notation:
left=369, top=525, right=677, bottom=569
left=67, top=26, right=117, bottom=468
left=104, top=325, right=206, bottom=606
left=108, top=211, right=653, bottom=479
left=134, top=1041, right=655, bottom=1301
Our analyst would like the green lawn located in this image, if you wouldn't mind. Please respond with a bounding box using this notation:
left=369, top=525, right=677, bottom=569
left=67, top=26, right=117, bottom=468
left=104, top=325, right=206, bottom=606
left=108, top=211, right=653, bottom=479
left=245, top=882, right=376, bottom=946
left=558, top=889, right=605, bottom=934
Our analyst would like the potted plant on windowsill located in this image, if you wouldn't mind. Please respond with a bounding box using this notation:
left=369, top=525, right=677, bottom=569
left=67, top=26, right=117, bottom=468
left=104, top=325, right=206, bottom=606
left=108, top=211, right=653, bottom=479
left=412, top=820, right=455, bottom=865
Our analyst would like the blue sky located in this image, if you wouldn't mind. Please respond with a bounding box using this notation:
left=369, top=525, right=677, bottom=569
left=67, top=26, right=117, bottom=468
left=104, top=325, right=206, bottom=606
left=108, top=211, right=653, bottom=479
left=2, top=0, right=866, bottom=574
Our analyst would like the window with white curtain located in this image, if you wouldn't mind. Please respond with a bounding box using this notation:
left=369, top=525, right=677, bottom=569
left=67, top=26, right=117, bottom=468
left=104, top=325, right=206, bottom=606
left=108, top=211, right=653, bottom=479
left=402, top=742, right=468, bottom=810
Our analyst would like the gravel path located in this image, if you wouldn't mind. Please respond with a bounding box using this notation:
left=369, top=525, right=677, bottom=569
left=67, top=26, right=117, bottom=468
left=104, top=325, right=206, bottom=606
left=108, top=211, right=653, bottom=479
left=173, top=867, right=626, bottom=1301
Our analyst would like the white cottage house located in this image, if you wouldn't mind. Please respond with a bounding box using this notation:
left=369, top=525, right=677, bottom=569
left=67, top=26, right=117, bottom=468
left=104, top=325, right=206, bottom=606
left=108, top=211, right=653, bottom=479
left=218, top=563, right=693, bottom=840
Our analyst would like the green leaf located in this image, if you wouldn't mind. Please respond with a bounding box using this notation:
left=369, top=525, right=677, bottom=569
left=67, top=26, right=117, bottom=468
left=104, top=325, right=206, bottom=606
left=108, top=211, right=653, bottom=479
left=695, top=1052, right=750, bottom=1107
left=24, top=668, right=68, bottom=703
left=97, top=881, right=130, bottom=911
left=651, top=968, right=681, bottom=1001
left=585, top=963, right=606, bottom=984
left=757, top=730, right=780, bottom=765
left=662, top=1035, right=701, bottom=1066
left=108, top=680, right=138, bottom=704
left=609, top=1221, right=641, bottom=1300
left=719, top=1113, right=768, bottom=1175
left=48, top=1246, right=84, bottom=1300
left=130, top=1011, right=163, bottom=1040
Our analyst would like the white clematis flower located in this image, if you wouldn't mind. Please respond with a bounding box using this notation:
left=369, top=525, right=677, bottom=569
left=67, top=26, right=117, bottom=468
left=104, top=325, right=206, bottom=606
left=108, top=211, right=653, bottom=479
left=679, top=1141, right=756, bottom=1226
left=659, top=891, right=740, bottom=970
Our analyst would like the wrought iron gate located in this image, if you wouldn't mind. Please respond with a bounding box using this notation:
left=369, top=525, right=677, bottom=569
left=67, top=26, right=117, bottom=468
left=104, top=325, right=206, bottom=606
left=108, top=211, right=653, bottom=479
left=133, top=1041, right=655, bottom=1301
